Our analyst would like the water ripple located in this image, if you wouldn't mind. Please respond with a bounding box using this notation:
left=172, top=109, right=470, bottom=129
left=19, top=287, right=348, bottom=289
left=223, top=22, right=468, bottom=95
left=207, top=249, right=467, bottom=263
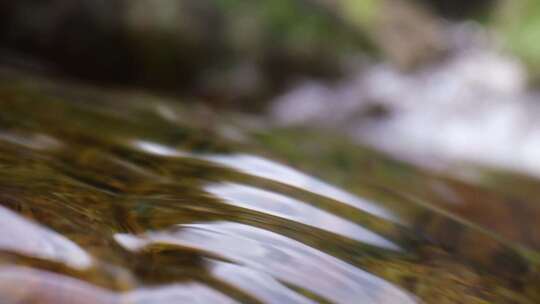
left=0, top=205, right=92, bottom=270
left=0, top=77, right=535, bottom=303
left=115, top=222, right=417, bottom=304
left=205, top=182, right=401, bottom=251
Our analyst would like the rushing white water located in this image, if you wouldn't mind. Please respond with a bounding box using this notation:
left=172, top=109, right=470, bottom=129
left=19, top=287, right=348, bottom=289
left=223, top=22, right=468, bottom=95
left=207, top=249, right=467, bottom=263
left=272, top=22, right=540, bottom=178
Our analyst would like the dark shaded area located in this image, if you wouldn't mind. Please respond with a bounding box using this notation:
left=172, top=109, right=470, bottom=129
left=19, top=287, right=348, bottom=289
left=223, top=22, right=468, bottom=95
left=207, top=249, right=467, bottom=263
left=0, top=0, right=370, bottom=111
left=421, top=0, right=497, bottom=19
left=0, top=0, right=502, bottom=109
left=0, top=1, right=223, bottom=89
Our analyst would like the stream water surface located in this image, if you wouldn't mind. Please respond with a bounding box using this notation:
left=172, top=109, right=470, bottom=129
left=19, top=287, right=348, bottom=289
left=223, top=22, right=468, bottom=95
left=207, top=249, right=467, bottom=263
left=0, top=71, right=538, bottom=303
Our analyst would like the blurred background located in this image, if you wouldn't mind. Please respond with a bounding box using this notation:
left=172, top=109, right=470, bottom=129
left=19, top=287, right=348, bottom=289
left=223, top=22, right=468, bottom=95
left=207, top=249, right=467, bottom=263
left=2, top=2, right=540, bottom=302
left=1, top=0, right=539, bottom=176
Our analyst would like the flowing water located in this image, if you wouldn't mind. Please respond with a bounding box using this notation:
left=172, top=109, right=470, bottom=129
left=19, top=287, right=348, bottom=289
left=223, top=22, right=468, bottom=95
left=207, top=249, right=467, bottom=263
left=0, top=70, right=539, bottom=303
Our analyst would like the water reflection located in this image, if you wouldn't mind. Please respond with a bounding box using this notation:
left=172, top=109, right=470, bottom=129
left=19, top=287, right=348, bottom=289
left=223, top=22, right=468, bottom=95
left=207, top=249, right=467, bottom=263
left=0, top=132, right=62, bottom=151
left=0, top=266, right=237, bottom=304
left=205, top=182, right=400, bottom=251
left=0, top=205, right=92, bottom=270
left=209, top=261, right=317, bottom=304
left=132, top=140, right=189, bottom=158
left=204, top=154, right=397, bottom=222
left=125, top=283, right=238, bottom=304
left=0, top=76, right=537, bottom=303
left=0, top=266, right=114, bottom=304
left=132, top=139, right=396, bottom=222
left=115, top=222, right=417, bottom=304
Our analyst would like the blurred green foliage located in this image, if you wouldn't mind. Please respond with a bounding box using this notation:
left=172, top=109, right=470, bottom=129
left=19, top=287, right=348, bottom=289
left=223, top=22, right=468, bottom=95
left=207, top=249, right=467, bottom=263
left=213, top=0, right=374, bottom=68
left=497, top=0, right=540, bottom=83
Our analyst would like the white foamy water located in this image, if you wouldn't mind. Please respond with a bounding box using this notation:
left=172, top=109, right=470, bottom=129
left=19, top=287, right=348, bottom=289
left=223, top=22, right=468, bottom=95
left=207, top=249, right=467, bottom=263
left=272, top=23, right=540, bottom=178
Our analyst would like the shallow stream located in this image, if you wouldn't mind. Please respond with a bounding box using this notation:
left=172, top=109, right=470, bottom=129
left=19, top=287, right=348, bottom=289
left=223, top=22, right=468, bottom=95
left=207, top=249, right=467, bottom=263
left=0, top=70, right=538, bottom=303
